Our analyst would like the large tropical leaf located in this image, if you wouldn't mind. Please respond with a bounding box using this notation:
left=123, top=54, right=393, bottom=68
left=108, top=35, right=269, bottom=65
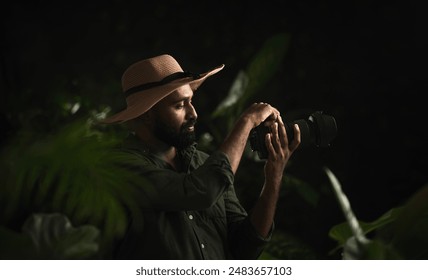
left=329, top=207, right=403, bottom=245
left=387, top=184, right=428, bottom=259
left=22, top=213, right=99, bottom=259
left=326, top=166, right=428, bottom=259
left=211, top=32, right=291, bottom=133
left=0, top=119, right=152, bottom=257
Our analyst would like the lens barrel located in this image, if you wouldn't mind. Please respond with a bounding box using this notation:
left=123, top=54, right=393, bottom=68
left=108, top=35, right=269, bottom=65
left=249, top=111, right=337, bottom=159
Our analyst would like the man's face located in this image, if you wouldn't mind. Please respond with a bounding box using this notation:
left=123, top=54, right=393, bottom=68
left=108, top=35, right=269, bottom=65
left=150, top=85, right=198, bottom=149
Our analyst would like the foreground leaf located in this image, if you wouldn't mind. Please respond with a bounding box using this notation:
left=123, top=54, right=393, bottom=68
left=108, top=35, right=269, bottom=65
left=22, top=213, right=99, bottom=259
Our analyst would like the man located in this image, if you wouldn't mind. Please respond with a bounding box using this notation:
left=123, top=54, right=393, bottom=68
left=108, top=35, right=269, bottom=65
left=102, top=54, right=300, bottom=259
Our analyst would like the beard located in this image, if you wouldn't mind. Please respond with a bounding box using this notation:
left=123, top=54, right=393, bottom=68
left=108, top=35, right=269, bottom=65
left=153, top=118, right=196, bottom=150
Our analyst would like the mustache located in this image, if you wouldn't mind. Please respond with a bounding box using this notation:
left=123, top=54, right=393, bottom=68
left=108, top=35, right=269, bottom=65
left=182, top=119, right=197, bottom=129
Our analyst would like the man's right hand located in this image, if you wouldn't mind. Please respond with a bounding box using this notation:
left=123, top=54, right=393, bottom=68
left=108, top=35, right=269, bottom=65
left=239, top=102, right=280, bottom=128
left=219, top=102, right=281, bottom=174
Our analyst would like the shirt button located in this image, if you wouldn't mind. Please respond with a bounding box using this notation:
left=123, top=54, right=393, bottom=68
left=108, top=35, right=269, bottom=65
left=188, top=214, right=193, bottom=220
left=201, top=243, right=205, bottom=249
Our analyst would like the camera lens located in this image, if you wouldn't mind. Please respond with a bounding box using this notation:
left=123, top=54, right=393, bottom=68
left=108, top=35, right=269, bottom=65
left=290, top=111, right=337, bottom=148
left=249, top=111, right=337, bottom=159
left=309, top=111, right=338, bottom=147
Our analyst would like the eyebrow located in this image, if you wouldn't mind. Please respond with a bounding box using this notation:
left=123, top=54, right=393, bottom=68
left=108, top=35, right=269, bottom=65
left=170, top=95, right=192, bottom=104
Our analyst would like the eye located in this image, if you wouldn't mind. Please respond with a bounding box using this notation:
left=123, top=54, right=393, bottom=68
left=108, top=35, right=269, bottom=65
left=175, top=102, right=184, bottom=109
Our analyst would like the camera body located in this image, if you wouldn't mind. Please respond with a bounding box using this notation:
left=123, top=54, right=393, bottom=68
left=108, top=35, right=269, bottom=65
left=249, top=111, right=337, bottom=159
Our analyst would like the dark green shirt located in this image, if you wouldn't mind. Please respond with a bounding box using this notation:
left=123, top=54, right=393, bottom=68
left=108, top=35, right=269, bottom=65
left=115, top=134, right=271, bottom=260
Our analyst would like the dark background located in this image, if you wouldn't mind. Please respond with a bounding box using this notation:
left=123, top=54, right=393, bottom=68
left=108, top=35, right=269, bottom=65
left=1, top=1, right=426, bottom=258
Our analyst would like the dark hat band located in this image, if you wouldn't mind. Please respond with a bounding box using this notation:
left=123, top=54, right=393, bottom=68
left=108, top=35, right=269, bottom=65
left=124, top=71, right=201, bottom=97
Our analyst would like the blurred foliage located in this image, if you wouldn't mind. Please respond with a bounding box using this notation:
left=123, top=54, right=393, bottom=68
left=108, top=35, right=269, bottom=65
left=0, top=115, right=153, bottom=258
left=258, top=229, right=318, bottom=260
left=329, top=207, right=402, bottom=248
left=327, top=168, right=428, bottom=259
left=212, top=33, right=291, bottom=117
left=0, top=213, right=99, bottom=259
left=21, top=213, right=99, bottom=259
left=208, top=32, right=291, bottom=143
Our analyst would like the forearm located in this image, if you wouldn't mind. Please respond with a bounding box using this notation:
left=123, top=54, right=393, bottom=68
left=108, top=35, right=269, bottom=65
left=249, top=119, right=299, bottom=238
left=218, top=116, right=253, bottom=174
left=249, top=181, right=281, bottom=238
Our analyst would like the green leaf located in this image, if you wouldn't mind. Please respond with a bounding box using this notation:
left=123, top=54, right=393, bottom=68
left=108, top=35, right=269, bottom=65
left=211, top=32, right=291, bottom=121
left=244, top=32, right=291, bottom=100
left=388, top=184, right=428, bottom=259
left=0, top=119, right=151, bottom=257
left=282, top=175, right=320, bottom=207
left=342, top=237, right=401, bottom=260
left=22, top=213, right=100, bottom=259
left=260, top=229, right=317, bottom=260
left=329, top=207, right=403, bottom=245
left=327, top=176, right=428, bottom=259
left=212, top=70, right=249, bottom=118
left=324, top=167, right=369, bottom=246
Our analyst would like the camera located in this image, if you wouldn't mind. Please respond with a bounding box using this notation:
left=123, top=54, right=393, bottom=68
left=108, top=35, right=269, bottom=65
left=249, top=111, right=337, bottom=159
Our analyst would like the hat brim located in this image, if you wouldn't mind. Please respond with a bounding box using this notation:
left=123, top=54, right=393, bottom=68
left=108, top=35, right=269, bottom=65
left=100, top=64, right=224, bottom=124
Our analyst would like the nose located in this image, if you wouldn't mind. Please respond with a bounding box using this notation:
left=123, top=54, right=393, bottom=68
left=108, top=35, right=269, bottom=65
left=187, top=102, right=198, bottom=121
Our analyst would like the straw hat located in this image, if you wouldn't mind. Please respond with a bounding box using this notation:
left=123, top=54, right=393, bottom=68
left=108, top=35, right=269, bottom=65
left=101, top=54, right=224, bottom=124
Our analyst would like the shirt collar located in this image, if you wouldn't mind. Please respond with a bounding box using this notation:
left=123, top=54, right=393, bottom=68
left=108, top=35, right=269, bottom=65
left=122, top=133, right=197, bottom=171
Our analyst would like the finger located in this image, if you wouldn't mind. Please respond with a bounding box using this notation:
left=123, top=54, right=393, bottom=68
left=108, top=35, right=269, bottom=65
left=277, top=115, right=288, bottom=147
left=289, top=123, right=301, bottom=151
left=259, top=104, right=280, bottom=124
left=265, top=133, right=276, bottom=159
left=270, top=121, right=281, bottom=152
left=267, top=106, right=280, bottom=120
left=259, top=103, right=279, bottom=118
left=263, top=119, right=276, bottom=127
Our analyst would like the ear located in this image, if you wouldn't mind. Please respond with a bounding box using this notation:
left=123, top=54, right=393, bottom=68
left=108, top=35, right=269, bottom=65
left=142, top=110, right=155, bottom=125
left=126, top=112, right=152, bottom=132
